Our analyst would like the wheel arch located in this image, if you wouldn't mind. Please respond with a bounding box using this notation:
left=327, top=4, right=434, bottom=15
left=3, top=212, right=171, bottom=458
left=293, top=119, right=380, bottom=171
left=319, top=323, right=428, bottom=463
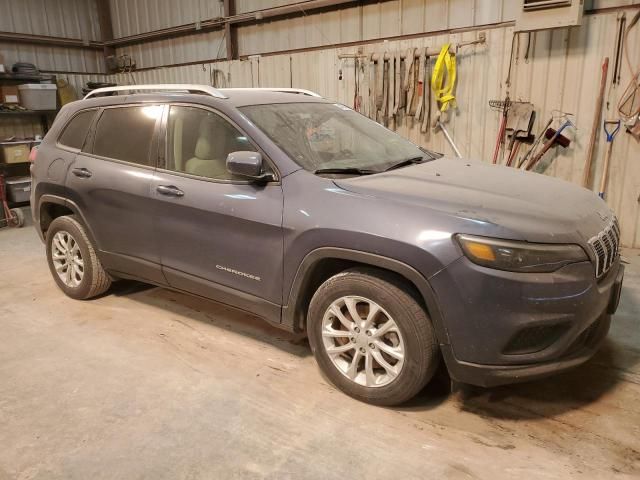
left=282, top=248, right=449, bottom=344
left=37, top=195, right=99, bottom=249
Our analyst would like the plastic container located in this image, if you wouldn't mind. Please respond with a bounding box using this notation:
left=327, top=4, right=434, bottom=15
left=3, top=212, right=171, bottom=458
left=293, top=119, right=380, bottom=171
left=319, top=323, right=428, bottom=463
left=17, top=83, right=57, bottom=110
left=6, top=176, right=31, bottom=203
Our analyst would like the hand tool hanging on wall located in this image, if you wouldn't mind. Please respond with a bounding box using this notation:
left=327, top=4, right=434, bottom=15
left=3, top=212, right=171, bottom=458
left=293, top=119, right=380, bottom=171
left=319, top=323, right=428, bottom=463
left=393, top=51, right=402, bottom=117
left=490, top=96, right=511, bottom=164
left=421, top=55, right=432, bottom=135
left=353, top=58, right=362, bottom=112
left=414, top=48, right=426, bottom=120
left=617, top=9, right=640, bottom=140
left=506, top=111, right=536, bottom=167
left=613, top=13, right=626, bottom=87
left=383, top=56, right=390, bottom=126
left=583, top=57, right=609, bottom=187
left=504, top=102, right=535, bottom=167
left=434, top=114, right=462, bottom=158
left=404, top=48, right=417, bottom=117
left=375, top=57, right=384, bottom=118
left=525, top=118, right=574, bottom=171
left=369, top=61, right=377, bottom=120
left=599, top=120, right=621, bottom=199
left=518, top=116, right=553, bottom=168
left=534, top=126, right=571, bottom=173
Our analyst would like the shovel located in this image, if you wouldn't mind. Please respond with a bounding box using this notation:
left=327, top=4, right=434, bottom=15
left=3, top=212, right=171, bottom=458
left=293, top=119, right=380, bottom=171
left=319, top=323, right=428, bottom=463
left=599, top=120, right=621, bottom=199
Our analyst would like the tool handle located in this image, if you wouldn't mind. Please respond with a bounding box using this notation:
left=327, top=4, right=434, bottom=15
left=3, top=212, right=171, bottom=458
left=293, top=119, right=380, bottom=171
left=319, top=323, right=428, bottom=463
left=604, top=120, right=621, bottom=142
left=599, top=141, right=614, bottom=199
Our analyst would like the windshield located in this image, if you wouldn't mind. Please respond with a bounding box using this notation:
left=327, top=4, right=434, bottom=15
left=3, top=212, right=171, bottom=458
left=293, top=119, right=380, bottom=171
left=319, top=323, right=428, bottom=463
left=240, top=102, right=436, bottom=173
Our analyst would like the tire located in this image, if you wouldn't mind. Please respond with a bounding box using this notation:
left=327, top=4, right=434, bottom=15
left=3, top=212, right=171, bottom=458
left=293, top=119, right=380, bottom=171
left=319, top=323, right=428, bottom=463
left=9, top=208, right=24, bottom=228
left=45, top=215, right=111, bottom=300
left=307, top=268, right=439, bottom=406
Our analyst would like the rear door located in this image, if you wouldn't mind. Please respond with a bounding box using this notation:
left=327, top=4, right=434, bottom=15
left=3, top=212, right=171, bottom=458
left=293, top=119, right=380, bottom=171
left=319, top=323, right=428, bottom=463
left=151, top=104, right=284, bottom=318
left=65, top=103, right=166, bottom=284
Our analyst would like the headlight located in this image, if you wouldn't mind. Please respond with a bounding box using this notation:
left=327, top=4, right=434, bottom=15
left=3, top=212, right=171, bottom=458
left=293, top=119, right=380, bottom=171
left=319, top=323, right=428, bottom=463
left=456, top=234, right=588, bottom=273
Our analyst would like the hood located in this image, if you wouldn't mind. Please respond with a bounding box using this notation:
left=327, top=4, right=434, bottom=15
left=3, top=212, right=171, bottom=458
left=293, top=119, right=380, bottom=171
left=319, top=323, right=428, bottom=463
left=334, top=158, right=613, bottom=244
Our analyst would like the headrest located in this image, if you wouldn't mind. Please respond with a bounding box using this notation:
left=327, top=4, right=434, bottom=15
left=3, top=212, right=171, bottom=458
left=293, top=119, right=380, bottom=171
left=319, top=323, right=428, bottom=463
left=194, top=116, right=216, bottom=160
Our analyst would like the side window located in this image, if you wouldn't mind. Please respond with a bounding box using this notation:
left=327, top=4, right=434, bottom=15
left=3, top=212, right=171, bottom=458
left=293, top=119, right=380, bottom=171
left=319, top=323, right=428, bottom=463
left=92, top=105, right=162, bottom=165
left=58, top=110, right=97, bottom=150
left=166, top=105, right=256, bottom=181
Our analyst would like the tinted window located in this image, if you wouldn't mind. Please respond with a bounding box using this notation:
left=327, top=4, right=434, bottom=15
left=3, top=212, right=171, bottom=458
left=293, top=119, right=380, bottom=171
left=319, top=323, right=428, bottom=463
left=93, top=105, right=162, bottom=165
left=166, top=106, right=255, bottom=181
left=58, top=110, right=97, bottom=149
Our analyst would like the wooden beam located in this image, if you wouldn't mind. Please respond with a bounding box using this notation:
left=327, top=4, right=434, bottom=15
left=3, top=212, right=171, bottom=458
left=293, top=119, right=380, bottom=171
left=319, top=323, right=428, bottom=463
left=224, top=0, right=238, bottom=61
left=96, top=0, right=116, bottom=72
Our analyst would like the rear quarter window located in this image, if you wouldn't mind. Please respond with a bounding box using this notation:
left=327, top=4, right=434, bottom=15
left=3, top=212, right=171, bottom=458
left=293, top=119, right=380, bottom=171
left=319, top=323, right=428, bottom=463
left=57, top=110, right=97, bottom=150
left=92, top=105, right=162, bottom=166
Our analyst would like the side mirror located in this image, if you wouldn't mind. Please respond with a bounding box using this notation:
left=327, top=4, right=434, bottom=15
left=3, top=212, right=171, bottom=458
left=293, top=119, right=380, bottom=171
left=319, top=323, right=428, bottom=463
left=226, top=151, right=273, bottom=181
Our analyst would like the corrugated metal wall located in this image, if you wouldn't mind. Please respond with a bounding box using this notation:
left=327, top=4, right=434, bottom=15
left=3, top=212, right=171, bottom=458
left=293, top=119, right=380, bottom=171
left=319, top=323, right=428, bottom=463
left=0, top=0, right=104, bottom=72
left=107, top=5, right=640, bottom=247
left=106, top=0, right=639, bottom=61
left=109, top=0, right=224, bottom=38
left=4, top=0, right=640, bottom=246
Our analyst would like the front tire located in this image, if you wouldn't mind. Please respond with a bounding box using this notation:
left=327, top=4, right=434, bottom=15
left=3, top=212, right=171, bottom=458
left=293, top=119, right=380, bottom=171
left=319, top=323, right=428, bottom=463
left=45, top=215, right=111, bottom=300
left=307, top=268, right=439, bottom=406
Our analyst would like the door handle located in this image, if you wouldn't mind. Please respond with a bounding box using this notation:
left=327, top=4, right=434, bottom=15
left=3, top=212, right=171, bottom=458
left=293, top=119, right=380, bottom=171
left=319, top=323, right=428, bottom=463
left=156, top=185, right=184, bottom=197
left=71, top=167, right=92, bottom=178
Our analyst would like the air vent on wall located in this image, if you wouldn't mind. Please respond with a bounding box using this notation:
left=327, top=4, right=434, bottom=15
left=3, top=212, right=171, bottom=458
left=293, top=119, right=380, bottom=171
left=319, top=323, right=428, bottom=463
left=523, top=0, right=572, bottom=11
left=516, top=0, right=584, bottom=31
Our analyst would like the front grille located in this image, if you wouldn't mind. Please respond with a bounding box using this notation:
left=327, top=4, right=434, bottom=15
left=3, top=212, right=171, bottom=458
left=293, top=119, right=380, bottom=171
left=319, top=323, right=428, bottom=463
left=588, top=217, right=620, bottom=278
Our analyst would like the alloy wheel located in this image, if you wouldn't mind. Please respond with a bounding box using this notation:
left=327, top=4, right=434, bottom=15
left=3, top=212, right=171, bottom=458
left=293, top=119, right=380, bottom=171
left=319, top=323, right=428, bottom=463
left=321, top=295, right=405, bottom=387
left=51, top=230, right=84, bottom=288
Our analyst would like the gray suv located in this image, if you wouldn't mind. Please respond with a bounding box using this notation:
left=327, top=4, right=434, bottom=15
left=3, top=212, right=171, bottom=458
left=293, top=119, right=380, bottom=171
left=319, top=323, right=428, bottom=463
left=31, top=84, right=624, bottom=406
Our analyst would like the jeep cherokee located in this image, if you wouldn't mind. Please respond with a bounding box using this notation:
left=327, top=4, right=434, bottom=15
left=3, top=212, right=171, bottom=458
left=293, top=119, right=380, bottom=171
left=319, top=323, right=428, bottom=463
left=31, top=84, right=624, bottom=406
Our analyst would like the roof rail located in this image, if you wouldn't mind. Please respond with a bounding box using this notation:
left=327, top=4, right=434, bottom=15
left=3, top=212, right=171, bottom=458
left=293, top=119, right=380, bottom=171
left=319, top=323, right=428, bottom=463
left=83, top=84, right=228, bottom=100
left=220, top=87, right=322, bottom=98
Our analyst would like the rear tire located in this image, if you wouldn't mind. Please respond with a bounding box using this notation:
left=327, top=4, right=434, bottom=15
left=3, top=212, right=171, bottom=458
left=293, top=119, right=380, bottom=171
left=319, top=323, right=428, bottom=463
left=307, top=268, right=439, bottom=406
left=45, top=215, right=111, bottom=300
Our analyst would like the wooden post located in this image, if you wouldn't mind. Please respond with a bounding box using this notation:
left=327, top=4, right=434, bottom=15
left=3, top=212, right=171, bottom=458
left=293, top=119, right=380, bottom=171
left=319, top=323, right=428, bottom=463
left=96, top=0, right=116, bottom=72
left=224, top=0, right=238, bottom=61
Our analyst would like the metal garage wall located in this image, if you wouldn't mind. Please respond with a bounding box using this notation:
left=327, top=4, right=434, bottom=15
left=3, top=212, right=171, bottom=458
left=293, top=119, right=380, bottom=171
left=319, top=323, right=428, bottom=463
left=0, top=0, right=104, bottom=72
left=115, top=30, right=227, bottom=70
left=109, top=0, right=224, bottom=38
left=107, top=6, right=640, bottom=247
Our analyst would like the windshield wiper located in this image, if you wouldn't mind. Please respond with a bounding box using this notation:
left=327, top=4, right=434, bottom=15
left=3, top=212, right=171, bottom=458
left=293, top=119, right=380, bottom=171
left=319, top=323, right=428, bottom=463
left=384, top=156, right=429, bottom=172
left=313, top=167, right=377, bottom=175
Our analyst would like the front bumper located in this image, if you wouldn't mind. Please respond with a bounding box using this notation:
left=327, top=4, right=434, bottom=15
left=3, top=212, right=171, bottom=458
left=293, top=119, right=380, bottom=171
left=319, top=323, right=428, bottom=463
left=430, top=255, right=624, bottom=387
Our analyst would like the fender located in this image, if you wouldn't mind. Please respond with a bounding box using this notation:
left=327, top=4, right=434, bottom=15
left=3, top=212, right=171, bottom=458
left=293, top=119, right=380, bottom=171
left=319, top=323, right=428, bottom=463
left=281, top=247, right=450, bottom=344
left=36, top=194, right=99, bottom=249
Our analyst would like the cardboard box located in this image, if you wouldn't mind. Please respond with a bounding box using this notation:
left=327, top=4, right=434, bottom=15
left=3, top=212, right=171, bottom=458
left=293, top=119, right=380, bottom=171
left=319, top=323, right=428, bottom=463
left=0, top=141, right=31, bottom=164
left=1, top=85, right=20, bottom=104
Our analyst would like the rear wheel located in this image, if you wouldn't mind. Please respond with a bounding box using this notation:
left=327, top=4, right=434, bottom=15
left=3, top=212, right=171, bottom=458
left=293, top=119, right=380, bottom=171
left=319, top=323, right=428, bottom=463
left=45, top=215, right=111, bottom=299
left=307, top=268, right=439, bottom=406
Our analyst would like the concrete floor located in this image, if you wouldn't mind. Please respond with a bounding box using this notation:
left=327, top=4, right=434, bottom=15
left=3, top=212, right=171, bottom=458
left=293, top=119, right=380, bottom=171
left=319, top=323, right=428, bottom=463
left=1, top=215, right=639, bottom=480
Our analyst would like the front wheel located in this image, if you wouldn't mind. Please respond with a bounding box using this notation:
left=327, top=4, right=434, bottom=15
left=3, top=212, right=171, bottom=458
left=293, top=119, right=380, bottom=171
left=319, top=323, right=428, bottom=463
left=307, top=268, right=439, bottom=406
